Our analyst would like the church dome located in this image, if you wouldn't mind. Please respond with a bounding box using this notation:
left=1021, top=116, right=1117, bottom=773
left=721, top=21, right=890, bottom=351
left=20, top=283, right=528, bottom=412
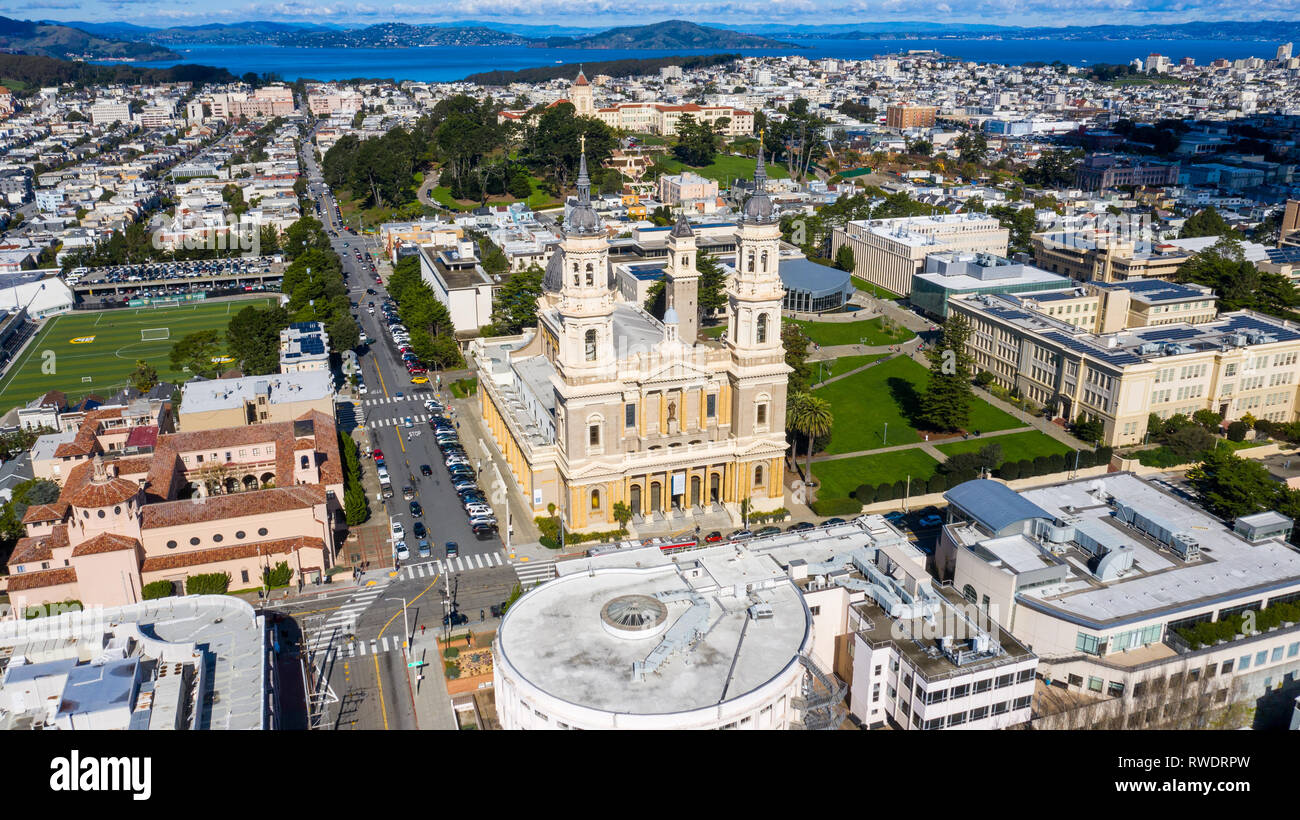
left=741, top=192, right=775, bottom=224
left=543, top=247, right=564, bottom=293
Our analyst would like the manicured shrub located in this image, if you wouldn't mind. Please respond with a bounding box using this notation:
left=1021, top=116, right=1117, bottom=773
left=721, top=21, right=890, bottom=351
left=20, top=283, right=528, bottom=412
left=926, top=474, right=947, bottom=494
left=891, top=480, right=908, bottom=500
left=853, top=484, right=876, bottom=503
left=1226, top=421, right=1249, bottom=442
left=998, top=460, right=1021, bottom=480
left=1075, top=449, right=1096, bottom=469
left=185, top=572, right=230, bottom=595
left=1032, top=455, right=1051, bottom=475
left=1046, top=453, right=1066, bottom=474
left=142, top=580, right=175, bottom=600
left=811, top=497, right=862, bottom=517
left=263, top=561, right=292, bottom=588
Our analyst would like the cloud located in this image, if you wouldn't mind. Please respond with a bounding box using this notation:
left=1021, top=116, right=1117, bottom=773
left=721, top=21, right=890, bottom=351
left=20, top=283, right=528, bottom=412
left=14, top=1, right=82, bottom=9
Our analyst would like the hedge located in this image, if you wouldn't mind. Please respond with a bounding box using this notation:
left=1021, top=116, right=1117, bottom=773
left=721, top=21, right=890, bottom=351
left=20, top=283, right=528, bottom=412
left=853, top=484, right=876, bottom=503
left=186, top=572, right=231, bottom=595
left=810, top=497, right=861, bottom=517
left=23, top=600, right=82, bottom=619
left=998, top=460, right=1021, bottom=480
left=926, top=474, right=947, bottom=494
left=748, top=507, right=791, bottom=525
left=263, top=561, right=292, bottom=588
left=1174, top=600, right=1300, bottom=649
left=142, top=580, right=175, bottom=600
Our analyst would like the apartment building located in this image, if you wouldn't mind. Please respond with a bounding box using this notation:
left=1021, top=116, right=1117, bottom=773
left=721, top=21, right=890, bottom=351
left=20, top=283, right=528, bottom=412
left=89, top=102, right=131, bottom=127
left=279, top=321, right=331, bottom=374
left=1075, top=154, right=1180, bottom=191
left=831, top=213, right=1009, bottom=296
left=1032, top=230, right=1194, bottom=283
left=655, top=170, right=719, bottom=207
left=949, top=290, right=1300, bottom=446
left=176, top=371, right=335, bottom=432
left=938, top=475, right=1300, bottom=727
left=886, top=104, right=938, bottom=129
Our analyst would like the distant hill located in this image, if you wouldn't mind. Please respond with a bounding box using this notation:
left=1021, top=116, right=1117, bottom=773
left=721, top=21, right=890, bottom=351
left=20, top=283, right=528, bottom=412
left=0, top=16, right=177, bottom=61
left=462, top=53, right=740, bottom=86
left=291, top=24, right=530, bottom=48
left=541, top=20, right=797, bottom=49
left=0, top=52, right=234, bottom=92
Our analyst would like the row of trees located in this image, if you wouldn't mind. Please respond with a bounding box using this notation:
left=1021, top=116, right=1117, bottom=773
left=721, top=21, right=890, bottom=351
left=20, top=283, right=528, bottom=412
left=1174, top=237, right=1299, bottom=320
left=386, top=254, right=463, bottom=369
left=1187, top=449, right=1300, bottom=540
left=340, top=432, right=369, bottom=526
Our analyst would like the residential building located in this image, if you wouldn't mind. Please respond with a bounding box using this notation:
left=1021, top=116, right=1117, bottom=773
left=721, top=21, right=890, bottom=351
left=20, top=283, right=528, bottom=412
left=1075, top=154, right=1180, bottom=191
left=417, top=239, right=499, bottom=335
left=831, top=213, right=1009, bottom=296
left=656, top=171, right=719, bottom=207
left=89, top=102, right=131, bottom=127
left=886, top=104, right=938, bottom=129
left=279, top=321, right=331, bottom=374
left=176, top=371, right=334, bottom=432
left=471, top=143, right=790, bottom=532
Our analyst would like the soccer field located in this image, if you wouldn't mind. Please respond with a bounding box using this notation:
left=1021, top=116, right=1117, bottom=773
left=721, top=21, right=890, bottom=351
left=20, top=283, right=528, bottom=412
left=0, top=298, right=278, bottom=409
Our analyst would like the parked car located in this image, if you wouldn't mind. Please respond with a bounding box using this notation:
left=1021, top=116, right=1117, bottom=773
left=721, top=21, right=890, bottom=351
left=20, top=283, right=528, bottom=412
left=394, top=540, right=409, bottom=560
left=390, top=520, right=404, bottom=539
left=756, top=526, right=782, bottom=537
left=919, top=514, right=945, bottom=528
left=413, top=521, right=427, bottom=539
left=402, top=486, right=415, bottom=501
left=445, top=541, right=459, bottom=557
left=409, top=500, right=423, bottom=517
left=824, top=518, right=847, bottom=526
left=417, top=539, right=431, bottom=558
left=884, top=511, right=907, bottom=523
left=728, top=529, right=753, bottom=541
left=787, top=522, right=815, bottom=532
left=420, top=464, right=432, bottom=476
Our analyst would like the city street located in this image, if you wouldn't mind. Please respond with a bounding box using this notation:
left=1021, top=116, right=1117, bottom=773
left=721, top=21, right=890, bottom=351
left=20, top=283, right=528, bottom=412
left=286, top=137, right=537, bottom=728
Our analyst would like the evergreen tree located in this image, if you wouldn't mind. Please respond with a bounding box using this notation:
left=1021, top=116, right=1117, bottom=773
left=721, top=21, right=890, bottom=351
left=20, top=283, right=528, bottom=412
left=919, top=314, right=975, bottom=432
left=696, top=251, right=727, bottom=323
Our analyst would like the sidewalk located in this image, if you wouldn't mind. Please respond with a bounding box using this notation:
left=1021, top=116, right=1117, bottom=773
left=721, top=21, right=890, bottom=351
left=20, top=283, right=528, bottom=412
left=402, top=627, right=458, bottom=731
left=449, top=386, right=542, bottom=546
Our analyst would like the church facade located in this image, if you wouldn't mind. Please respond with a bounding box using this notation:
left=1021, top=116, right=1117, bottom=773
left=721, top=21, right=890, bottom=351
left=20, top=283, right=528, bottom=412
left=470, top=141, right=789, bottom=533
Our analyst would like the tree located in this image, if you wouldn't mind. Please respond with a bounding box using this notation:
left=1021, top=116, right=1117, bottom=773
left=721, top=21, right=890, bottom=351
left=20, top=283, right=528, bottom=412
left=128, top=359, right=158, bottom=393
left=1175, top=237, right=1299, bottom=319
left=696, top=251, right=727, bottom=325
left=671, top=114, right=718, bottom=166
left=488, top=264, right=544, bottom=335
left=1192, top=409, right=1223, bottom=432
left=1166, top=424, right=1217, bottom=462
left=226, top=304, right=289, bottom=376
left=834, top=244, right=856, bottom=272
left=263, top=560, right=293, bottom=587
left=1072, top=413, right=1105, bottom=444
left=782, top=322, right=812, bottom=395
left=169, top=330, right=223, bottom=379
left=788, top=393, right=833, bottom=490
left=643, top=280, right=666, bottom=320
left=612, top=501, right=633, bottom=532
left=1179, top=206, right=1241, bottom=239
left=1020, top=148, right=1080, bottom=188
left=919, top=314, right=974, bottom=432
left=1226, top=421, right=1249, bottom=442
left=908, top=139, right=933, bottom=156
left=1186, top=450, right=1279, bottom=521
left=955, top=130, right=988, bottom=165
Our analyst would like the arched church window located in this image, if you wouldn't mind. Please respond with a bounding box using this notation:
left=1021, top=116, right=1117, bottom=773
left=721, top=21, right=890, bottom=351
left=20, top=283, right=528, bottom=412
left=585, top=329, right=597, bottom=361
left=756, top=313, right=768, bottom=344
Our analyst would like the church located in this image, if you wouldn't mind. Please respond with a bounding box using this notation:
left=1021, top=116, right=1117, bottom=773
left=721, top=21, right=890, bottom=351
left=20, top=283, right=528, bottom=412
left=470, top=139, right=789, bottom=533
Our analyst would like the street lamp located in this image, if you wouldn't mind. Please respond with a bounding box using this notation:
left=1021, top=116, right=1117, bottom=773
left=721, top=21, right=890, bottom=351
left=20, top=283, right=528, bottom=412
left=385, top=596, right=410, bottom=650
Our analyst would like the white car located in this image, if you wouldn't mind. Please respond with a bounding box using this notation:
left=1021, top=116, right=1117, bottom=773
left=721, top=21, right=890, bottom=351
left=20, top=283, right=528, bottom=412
left=391, top=520, right=404, bottom=539
left=358, top=383, right=368, bottom=395
left=465, top=504, right=493, bottom=517
left=394, top=540, right=410, bottom=560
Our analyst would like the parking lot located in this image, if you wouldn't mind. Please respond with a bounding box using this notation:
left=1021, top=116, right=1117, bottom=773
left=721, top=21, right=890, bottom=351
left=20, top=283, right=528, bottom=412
left=67, top=256, right=285, bottom=300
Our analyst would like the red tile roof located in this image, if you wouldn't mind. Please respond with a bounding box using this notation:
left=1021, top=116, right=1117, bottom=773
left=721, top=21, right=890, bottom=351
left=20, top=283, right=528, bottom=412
left=6, top=566, right=77, bottom=592
left=140, top=484, right=325, bottom=530
left=125, top=425, right=158, bottom=449
left=66, top=475, right=140, bottom=509
left=140, top=535, right=326, bottom=572
left=71, top=532, right=141, bottom=557
left=22, top=502, right=67, bottom=524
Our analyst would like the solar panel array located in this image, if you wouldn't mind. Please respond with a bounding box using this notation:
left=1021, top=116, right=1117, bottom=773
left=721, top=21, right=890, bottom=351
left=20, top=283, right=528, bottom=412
left=1265, top=246, right=1300, bottom=265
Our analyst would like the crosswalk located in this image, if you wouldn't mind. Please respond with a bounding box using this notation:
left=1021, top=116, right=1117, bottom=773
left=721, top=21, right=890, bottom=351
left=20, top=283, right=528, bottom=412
left=304, top=581, right=388, bottom=657
left=329, top=634, right=412, bottom=659
left=362, top=396, right=434, bottom=407
left=512, top=558, right=557, bottom=587
left=368, top=413, right=434, bottom=428
left=395, top=551, right=506, bottom=579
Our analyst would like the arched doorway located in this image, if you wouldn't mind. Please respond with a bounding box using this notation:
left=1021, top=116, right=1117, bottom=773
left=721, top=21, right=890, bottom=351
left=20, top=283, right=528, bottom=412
left=629, top=484, right=642, bottom=517
left=243, top=475, right=258, bottom=491
left=710, top=472, right=720, bottom=504
left=224, top=477, right=240, bottom=494
left=650, top=482, right=662, bottom=514
left=690, top=475, right=701, bottom=508
left=260, top=472, right=275, bottom=488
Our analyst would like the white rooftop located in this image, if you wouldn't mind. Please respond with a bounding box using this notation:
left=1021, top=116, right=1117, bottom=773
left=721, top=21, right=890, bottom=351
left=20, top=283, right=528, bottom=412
left=180, top=370, right=332, bottom=413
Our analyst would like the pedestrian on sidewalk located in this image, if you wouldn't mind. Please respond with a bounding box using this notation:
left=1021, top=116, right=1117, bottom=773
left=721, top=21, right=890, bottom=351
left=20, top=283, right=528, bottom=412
left=421, top=624, right=425, bottom=636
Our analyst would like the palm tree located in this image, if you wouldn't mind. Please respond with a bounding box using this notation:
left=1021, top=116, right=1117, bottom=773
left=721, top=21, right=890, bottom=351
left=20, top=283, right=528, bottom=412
left=788, top=392, right=834, bottom=492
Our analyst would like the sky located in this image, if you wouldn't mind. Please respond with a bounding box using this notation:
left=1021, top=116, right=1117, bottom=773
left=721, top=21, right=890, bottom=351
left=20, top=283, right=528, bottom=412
left=2, top=0, right=1299, bottom=29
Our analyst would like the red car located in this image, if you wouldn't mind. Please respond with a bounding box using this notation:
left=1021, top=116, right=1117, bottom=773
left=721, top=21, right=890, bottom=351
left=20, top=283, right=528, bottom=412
left=704, top=531, right=724, bottom=543
left=372, top=449, right=384, bottom=464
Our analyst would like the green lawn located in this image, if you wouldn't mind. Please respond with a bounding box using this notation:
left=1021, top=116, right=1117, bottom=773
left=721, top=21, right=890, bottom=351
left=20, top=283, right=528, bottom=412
left=431, top=176, right=558, bottom=213
left=812, top=450, right=940, bottom=502
left=0, top=298, right=277, bottom=409
left=813, top=356, right=1021, bottom=454
left=699, top=324, right=726, bottom=339
left=654, top=154, right=789, bottom=184
left=936, top=430, right=1071, bottom=465
left=792, top=317, right=915, bottom=347
left=811, top=354, right=886, bottom=383
left=851, top=276, right=905, bottom=300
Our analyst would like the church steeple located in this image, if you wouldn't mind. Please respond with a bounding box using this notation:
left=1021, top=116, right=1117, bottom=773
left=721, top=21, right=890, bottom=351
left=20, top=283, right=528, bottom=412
left=566, top=134, right=600, bottom=237
left=741, top=130, right=775, bottom=224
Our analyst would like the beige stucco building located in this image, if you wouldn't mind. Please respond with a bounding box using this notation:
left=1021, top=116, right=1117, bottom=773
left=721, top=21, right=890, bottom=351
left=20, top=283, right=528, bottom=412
left=831, top=214, right=1009, bottom=296
left=949, top=290, right=1300, bottom=446
left=7, top=411, right=344, bottom=612
left=471, top=143, right=790, bottom=533
left=1031, top=230, right=1194, bottom=283
left=177, top=371, right=335, bottom=432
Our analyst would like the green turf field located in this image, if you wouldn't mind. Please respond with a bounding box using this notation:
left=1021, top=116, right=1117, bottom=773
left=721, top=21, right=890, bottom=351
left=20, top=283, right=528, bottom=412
left=0, top=298, right=277, bottom=409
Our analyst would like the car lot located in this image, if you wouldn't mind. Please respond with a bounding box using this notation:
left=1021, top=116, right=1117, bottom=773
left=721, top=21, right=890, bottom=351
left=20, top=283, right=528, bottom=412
left=68, top=256, right=282, bottom=287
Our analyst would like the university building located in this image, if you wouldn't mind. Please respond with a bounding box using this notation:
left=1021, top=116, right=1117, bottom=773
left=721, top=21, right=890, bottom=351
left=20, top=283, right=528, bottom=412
left=470, top=142, right=790, bottom=532
left=831, top=213, right=1009, bottom=296
left=948, top=289, right=1300, bottom=446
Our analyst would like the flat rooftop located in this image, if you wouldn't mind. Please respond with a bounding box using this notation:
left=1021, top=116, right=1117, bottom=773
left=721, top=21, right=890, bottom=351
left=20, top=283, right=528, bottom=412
left=497, top=560, right=809, bottom=716
left=180, top=370, right=332, bottom=413
left=962, top=473, right=1300, bottom=627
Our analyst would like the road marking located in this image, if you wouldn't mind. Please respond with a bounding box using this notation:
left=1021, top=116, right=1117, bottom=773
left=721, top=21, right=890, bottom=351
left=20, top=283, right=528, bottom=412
left=373, top=652, right=389, bottom=731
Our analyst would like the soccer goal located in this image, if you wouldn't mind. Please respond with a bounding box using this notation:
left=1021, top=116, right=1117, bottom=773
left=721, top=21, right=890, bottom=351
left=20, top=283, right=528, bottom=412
left=151, top=299, right=180, bottom=309
left=141, top=328, right=170, bottom=342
